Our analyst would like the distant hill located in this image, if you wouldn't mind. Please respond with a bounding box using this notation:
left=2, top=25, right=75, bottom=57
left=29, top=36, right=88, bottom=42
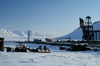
left=0, top=28, right=55, bottom=38
left=12, top=30, right=27, bottom=37
left=56, top=21, right=100, bottom=40
left=0, top=28, right=19, bottom=37
left=24, top=31, right=55, bottom=38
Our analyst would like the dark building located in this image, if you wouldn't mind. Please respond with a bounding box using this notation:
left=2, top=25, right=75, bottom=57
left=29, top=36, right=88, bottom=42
left=79, top=16, right=100, bottom=41
left=0, top=38, right=4, bottom=51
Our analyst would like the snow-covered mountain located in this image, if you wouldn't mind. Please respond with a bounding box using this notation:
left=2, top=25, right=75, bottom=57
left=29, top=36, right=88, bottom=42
left=24, top=31, right=55, bottom=38
left=56, top=21, right=100, bottom=40
left=0, top=28, right=55, bottom=38
left=31, top=31, right=54, bottom=38
left=56, top=27, right=83, bottom=40
left=12, top=30, right=27, bottom=37
left=0, top=28, right=19, bottom=37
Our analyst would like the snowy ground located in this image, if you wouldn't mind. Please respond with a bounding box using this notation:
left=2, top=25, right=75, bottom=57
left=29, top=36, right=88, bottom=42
left=0, top=42, right=100, bottom=66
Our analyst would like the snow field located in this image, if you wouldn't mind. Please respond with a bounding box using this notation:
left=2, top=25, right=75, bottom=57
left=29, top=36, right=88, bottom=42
left=0, top=42, right=100, bottom=66
left=0, top=51, right=100, bottom=66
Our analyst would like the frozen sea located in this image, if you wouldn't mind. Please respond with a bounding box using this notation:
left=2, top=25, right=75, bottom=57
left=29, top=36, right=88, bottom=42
left=0, top=42, right=100, bottom=66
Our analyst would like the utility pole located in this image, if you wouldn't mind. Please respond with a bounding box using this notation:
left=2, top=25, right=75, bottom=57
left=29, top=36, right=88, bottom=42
left=28, top=30, right=31, bottom=42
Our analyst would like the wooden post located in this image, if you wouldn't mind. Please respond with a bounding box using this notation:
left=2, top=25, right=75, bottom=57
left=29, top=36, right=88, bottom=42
left=0, top=38, right=4, bottom=51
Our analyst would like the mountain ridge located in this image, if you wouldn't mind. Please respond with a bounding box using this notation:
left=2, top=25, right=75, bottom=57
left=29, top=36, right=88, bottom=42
left=0, top=28, right=19, bottom=37
left=0, top=28, right=55, bottom=38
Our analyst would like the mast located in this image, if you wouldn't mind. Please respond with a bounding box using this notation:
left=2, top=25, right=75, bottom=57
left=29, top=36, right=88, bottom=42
left=28, top=30, right=31, bottom=42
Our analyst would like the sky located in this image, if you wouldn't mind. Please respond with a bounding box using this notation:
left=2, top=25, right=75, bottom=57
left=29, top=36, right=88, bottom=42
left=0, top=0, right=100, bottom=37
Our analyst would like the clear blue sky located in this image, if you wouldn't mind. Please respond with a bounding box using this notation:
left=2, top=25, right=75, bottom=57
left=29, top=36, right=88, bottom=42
left=0, top=0, right=100, bottom=37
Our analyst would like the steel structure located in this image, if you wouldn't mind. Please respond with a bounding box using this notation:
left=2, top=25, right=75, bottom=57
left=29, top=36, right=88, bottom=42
left=79, top=16, right=100, bottom=41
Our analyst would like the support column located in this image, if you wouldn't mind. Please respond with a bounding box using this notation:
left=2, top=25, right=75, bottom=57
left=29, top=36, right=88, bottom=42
left=96, top=32, right=97, bottom=40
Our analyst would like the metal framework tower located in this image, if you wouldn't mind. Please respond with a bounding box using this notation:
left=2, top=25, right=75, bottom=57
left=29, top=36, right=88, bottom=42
left=80, top=16, right=100, bottom=41
left=80, top=16, right=94, bottom=40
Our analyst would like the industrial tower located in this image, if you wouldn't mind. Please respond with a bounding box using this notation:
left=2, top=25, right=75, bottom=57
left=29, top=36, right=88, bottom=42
left=80, top=16, right=100, bottom=41
left=80, top=16, right=94, bottom=40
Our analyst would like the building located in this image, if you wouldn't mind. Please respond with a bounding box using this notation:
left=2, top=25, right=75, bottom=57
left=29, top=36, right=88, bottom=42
left=0, top=38, right=4, bottom=51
